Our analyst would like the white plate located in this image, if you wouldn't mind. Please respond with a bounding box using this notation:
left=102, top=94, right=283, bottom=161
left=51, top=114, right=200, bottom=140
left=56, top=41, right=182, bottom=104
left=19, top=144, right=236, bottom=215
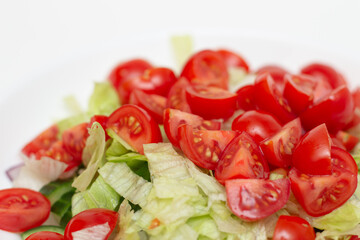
left=1, top=32, right=360, bottom=239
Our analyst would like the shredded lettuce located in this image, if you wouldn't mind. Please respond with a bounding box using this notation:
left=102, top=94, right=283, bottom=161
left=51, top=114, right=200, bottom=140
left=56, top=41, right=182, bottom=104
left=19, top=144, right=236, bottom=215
left=228, top=68, right=255, bottom=93
left=57, top=113, right=90, bottom=136
left=170, top=35, right=193, bottom=71
left=88, top=82, right=120, bottom=115
left=63, top=95, right=83, bottom=115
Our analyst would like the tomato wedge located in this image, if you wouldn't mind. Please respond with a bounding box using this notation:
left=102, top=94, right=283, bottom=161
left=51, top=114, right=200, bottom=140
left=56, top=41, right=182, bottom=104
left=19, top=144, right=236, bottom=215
left=216, top=49, right=250, bottom=72
left=260, top=118, right=302, bottom=168
left=180, top=50, right=229, bottom=89
left=0, top=188, right=51, bottom=232
left=22, top=125, right=59, bottom=157
left=163, top=108, right=221, bottom=148
left=88, top=115, right=109, bottom=140
left=335, top=131, right=359, bottom=152
left=178, top=125, right=237, bottom=169
left=26, top=231, right=64, bottom=240
left=186, top=85, right=237, bottom=119
left=256, top=65, right=288, bottom=86
left=215, top=132, right=269, bottom=184
left=62, top=123, right=89, bottom=162
left=107, top=105, right=162, bottom=154
left=346, top=88, right=360, bottom=129
left=225, top=178, right=290, bottom=221
left=166, top=77, right=191, bottom=112
left=236, top=85, right=256, bottom=111
left=273, top=215, right=315, bottom=240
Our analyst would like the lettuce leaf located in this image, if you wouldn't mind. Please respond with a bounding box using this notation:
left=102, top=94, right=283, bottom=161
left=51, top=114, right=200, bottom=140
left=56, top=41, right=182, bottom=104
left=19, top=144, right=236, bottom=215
left=88, top=82, right=120, bottom=115
left=170, top=35, right=193, bottom=71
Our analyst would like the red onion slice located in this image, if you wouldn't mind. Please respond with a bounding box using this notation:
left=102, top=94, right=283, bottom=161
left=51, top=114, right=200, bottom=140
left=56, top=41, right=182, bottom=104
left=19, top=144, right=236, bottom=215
left=5, top=163, right=24, bottom=182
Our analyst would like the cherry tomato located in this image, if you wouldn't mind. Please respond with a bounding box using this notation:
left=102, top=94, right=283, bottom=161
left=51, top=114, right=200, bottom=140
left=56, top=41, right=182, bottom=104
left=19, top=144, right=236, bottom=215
left=346, top=88, right=360, bottom=129
left=166, top=77, right=191, bottom=112
left=64, top=208, right=118, bottom=240
left=130, top=90, right=167, bottom=124
left=118, top=67, right=176, bottom=104
left=186, top=85, right=237, bottom=119
left=0, top=188, right=51, bottom=232
left=180, top=50, right=229, bottom=89
left=256, top=65, right=288, bottom=85
left=331, top=136, right=346, bottom=150
left=236, top=85, right=256, bottom=111
left=225, top=178, right=290, bottom=221
left=260, top=118, right=302, bottom=168
left=26, top=231, right=64, bottom=240
left=178, top=125, right=237, bottom=170
left=88, top=115, right=109, bottom=141
left=232, top=110, right=282, bottom=144
left=335, top=131, right=359, bottom=152
left=301, top=63, right=347, bottom=89
left=215, top=132, right=269, bottom=184
left=106, top=105, right=162, bottom=154
left=163, top=108, right=221, bottom=148
left=350, top=236, right=360, bottom=240
left=254, top=73, right=295, bottom=124
left=22, top=125, right=59, bottom=157
left=216, top=49, right=250, bottom=72
left=301, top=85, right=354, bottom=133
left=292, top=124, right=332, bottom=175
left=273, top=215, right=315, bottom=240
left=62, top=123, right=89, bottom=162
left=108, top=59, right=152, bottom=91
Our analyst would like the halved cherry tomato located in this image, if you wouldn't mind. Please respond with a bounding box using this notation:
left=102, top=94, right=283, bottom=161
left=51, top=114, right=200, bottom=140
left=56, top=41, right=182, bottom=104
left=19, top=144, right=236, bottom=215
left=180, top=50, right=229, bottom=89
left=0, top=188, right=51, bottom=232
left=300, top=85, right=354, bottom=133
left=236, top=85, right=256, bottom=111
left=216, top=49, right=250, bottom=72
left=292, top=124, right=332, bottom=175
left=225, top=178, right=290, bottom=221
left=335, top=131, right=359, bottom=152
left=22, top=125, right=59, bottom=157
left=215, top=132, right=269, bottom=184
left=273, top=215, right=315, bottom=240
left=129, top=90, right=167, bottom=124
left=178, top=125, right=237, bottom=169
left=64, top=208, right=118, bottom=240
left=26, top=231, right=64, bottom=240
left=350, top=236, right=360, bottom=240
left=62, top=123, right=89, bottom=162
left=106, top=105, right=162, bottom=154
left=88, top=115, right=109, bottom=141
left=118, top=67, right=176, bottom=103
left=260, top=118, right=302, bottom=168
left=232, top=110, right=282, bottom=144
left=163, top=108, right=221, bottom=148
left=186, top=85, right=237, bottom=119
left=256, top=65, right=288, bottom=85
left=108, top=59, right=152, bottom=91
left=166, top=77, right=191, bottom=112
left=346, top=88, right=360, bottom=130
left=331, top=136, right=346, bottom=150
left=254, top=73, right=295, bottom=124
left=301, top=63, right=347, bottom=89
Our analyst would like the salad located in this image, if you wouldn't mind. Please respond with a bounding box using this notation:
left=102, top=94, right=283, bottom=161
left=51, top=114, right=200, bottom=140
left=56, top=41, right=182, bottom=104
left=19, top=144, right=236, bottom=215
left=1, top=37, right=360, bottom=240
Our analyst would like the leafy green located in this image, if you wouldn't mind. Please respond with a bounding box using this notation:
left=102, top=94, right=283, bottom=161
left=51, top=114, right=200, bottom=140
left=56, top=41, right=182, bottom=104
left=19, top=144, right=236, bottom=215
left=57, top=113, right=90, bottom=136
left=170, top=35, right=193, bottom=71
left=88, top=82, right=120, bottom=115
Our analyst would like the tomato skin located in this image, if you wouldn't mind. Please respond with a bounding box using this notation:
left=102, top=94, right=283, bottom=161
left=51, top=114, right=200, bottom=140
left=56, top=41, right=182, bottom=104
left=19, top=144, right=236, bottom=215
left=106, top=104, right=162, bottom=154
left=186, top=85, right=237, bottom=119
left=350, top=236, right=360, bottom=240
left=345, top=88, right=360, bottom=129
left=236, top=85, right=256, bottom=111
left=163, top=108, right=221, bottom=148
left=260, top=118, right=302, bottom=168
left=0, top=188, right=51, bottom=232
left=273, top=215, right=315, bottom=240
left=88, top=115, right=109, bottom=140
left=178, top=125, right=237, bottom=170
left=129, top=90, right=167, bottom=124
left=216, top=49, right=250, bottom=72
left=335, top=131, right=359, bottom=152
left=225, top=178, right=290, bottom=221
left=22, top=125, right=59, bottom=157
left=26, top=231, right=64, bottom=240
left=215, top=132, right=269, bottom=184
left=232, top=110, right=282, bottom=144
left=108, top=59, right=152, bottom=91
left=166, top=77, right=192, bottom=112
left=62, top=123, right=89, bottom=162
left=256, top=65, right=288, bottom=85
left=64, top=208, right=118, bottom=240
left=180, top=50, right=229, bottom=89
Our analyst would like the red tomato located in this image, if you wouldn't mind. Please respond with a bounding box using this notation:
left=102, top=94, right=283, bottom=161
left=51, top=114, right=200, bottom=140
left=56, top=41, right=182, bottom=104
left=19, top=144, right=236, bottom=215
left=22, top=125, right=59, bottom=157
left=166, top=77, right=191, bottom=112
left=292, top=124, right=332, bottom=175
left=301, top=63, right=347, bottom=89
left=260, top=118, right=302, bottom=168
left=236, top=85, right=256, bottom=111
left=178, top=125, right=237, bottom=170
left=163, top=108, right=221, bottom=148
left=256, top=65, right=288, bottom=85
left=254, top=73, right=295, bottom=124
left=62, top=123, right=89, bottom=161
left=346, top=88, right=360, bottom=129
left=300, top=85, right=354, bottom=133
left=215, top=132, right=269, bottom=184
left=0, top=188, right=51, bottom=232
left=64, top=208, right=118, bottom=240
left=130, top=90, right=167, bottom=124
left=232, top=110, right=282, bottom=144
left=26, top=231, right=64, bottom=240
left=186, top=85, right=237, bottom=119
left=331, top=136, right=346, bottom=150
left=350, top=236, right=360, bottom=240
left=88, top=115, right=109, bottom=141
left=273, top=215, right=315, bottom=240
left=108, top=59, right=152, bottom=90
left=106, top=105, right=162, bottom=154
left=118, top=67, right=176, bottom=103
left=216, top=49, right=250, bottom=72
left=225, top=178, right=290, bottom=221
left=335, top=131, right=359, bottom=152
left=180, top=50, right=229, bottom=89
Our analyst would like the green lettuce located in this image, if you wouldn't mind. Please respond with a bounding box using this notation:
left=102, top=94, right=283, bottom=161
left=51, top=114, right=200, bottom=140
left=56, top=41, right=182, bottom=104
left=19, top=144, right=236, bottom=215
left=88, top=82, right=120, bottom=115
left=170, top=35, right=193, bottom=71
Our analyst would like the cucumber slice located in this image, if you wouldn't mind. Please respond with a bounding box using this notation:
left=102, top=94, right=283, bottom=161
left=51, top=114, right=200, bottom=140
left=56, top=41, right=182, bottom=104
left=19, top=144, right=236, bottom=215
left=40, top=179, right=75, bottom=204
left=21, top=225, right=64, bottom=240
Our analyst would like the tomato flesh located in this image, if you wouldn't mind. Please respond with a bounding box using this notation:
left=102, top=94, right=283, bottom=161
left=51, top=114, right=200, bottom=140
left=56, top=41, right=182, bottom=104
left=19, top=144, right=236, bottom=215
left=166, top=77, right=191, bottom=112
left=22, top=125, right=59, bottom=157
left=236, top=85, right=256, bottom=111
left=62, top=123, right=89, bottom=162
left=273, top=215, right=315, bottom=240
left=216, top=49, right=250, bottom=72
left=26, top=231, right=64, bottom=240
left=88, top=115, right=109, bottom=140
left=256, top=65, right=288, bottom=86
left=335, top=131, right=359, bottom=152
